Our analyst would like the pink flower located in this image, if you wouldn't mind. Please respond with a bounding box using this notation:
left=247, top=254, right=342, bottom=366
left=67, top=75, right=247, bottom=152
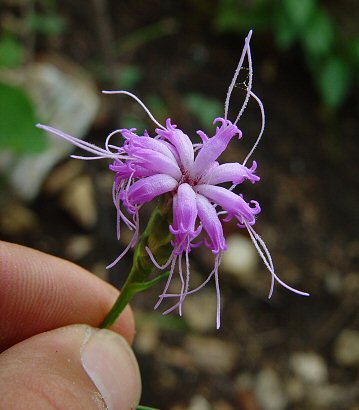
left=37, top=31, right=308, bottom=328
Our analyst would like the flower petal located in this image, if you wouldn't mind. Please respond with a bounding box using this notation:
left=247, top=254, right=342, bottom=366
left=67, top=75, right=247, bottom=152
left=191, top=118, right=241, bottom=178
left=195, top=184, right=260, bottom=225
left=122, top=129, right=178, bottom=162
left=196, top=194, right=226, bottom=254
left=132, top=148, right=182, bottom=180
left=156, top=119, right=194, bottom=171
left=202, top=161, right=260, bottom=185
left=110, top=159, right=155, bottom=181
left=127, top=174, right=178, bottom=207
left=170, top=184, right=200, bottom=252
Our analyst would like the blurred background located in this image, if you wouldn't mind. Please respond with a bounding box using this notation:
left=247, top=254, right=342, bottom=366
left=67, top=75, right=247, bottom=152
left=0, top=1, right=358, bottom=409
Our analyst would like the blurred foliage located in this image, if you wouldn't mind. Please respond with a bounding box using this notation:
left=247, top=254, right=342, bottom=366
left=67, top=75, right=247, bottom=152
left=136, top=311, right=190, bottom=333
left=0, top=83, right=47, bottom=154
left=145, top=94, right=169, bottom=125
left=116, top=18, right=177, bottom=55
left=0, top=0, right=65, bottom=156
left=27, top=0, right=66, bottom=36
left=214, top=0, right=358, bottom=109
left=116, top=65, right=143, bottom=89
left=26, top=12, right=66, bottom=36
left=184, top=93, right=222, bottom=132
left=0, top=34, right=25, bottom=68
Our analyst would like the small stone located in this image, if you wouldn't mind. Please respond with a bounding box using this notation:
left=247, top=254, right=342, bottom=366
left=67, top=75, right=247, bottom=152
left=342, top=272, right=359, bottom=294
left=285, top=377, right=305, bottom=402
left=234, top=373, right=258, bottom=410
left=188, top=395, right=212, bottom=410
left=65, top=235, right=93, bottom=260
left=0, top=202, right=37, bottom=235
left=222, top=234, right=258, bottom=282
left=134, top=324, right=160, bottom=355
left=213, top=400, right=234, bottom=410
left=289, top=352, right=328, bottom=384
left=60, top=175, right=97, bottom=228
left=1, top=57, right=100, bottom=200
left=44, top=160, right=84, bottom=194
left=185, top=336, right=238, bottom=374
left=90, top=262, right=109, bottom=282
left=310, top=384, right=352, bottom=408
left=255, top=368, right=288, bottom=410
left=183, top=288, right=217, bottom=332
left=235, top=372, right=255, bottom=391
left=323, top=269, right=344, bottom=295
left=333, top=329, right=359, bottom=367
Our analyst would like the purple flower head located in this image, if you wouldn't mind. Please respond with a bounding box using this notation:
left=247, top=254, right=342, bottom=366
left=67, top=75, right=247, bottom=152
left=37, top=31, right=308, bottom=329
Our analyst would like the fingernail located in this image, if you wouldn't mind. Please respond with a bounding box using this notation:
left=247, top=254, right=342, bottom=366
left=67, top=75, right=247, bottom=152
left=81, top=329, right=141, bottom=410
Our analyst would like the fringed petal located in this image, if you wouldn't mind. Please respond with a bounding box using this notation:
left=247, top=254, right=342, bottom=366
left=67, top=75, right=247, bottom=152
left=127, top=174, right=178, bottom=209
left=156, top=119, right=195, bottom=170
left=196, top=194, right=227, bottom=254
left=190, top=118, right=241, bottom=178
left=196, top=184, right=260, bottom=225
left=203, top=161, right=260, bottom=185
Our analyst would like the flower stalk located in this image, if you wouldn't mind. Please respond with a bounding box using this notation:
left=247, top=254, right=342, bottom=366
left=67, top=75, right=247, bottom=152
left=100, top=196, right=173, bottom=328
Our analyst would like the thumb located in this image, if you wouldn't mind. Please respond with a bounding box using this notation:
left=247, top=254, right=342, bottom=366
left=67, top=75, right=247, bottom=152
left=0, top=324, right=141, bottom=410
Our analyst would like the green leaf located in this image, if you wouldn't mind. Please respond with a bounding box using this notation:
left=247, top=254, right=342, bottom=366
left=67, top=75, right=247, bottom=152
left=214, top=0, right=272, bottom=32
left=145, top=94, right=168, bottom=124
left=283, top=0, right=316, bottom=28
left=184, top=93, right=222, bottom=132
left=302, top=10, right=334, bottom=57
left=131, top=271, right=170, bottom=293
left=317, top=57, right=350, bottom=108
left=136, top=406, right=160, bottom=410
left=0, top=35, right=25, bottom=68
left=27, top=13, right=66, bottom=35
left=121, top=116, right=146, bottom=134
left=0, top=83, right=47, bottom=153
left=117, top=65, right=143, bottom=89
left=349, top=37, right=359, bottom=67
left=274, top=6, right=298, bottom=49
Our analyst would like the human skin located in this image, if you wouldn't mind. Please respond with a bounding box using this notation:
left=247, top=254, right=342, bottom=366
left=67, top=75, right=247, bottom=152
left=0, top=240, right=141, bottom=410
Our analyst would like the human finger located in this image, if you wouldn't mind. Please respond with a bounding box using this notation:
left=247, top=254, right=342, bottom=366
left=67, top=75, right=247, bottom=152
left=0, top=241, right=134, bottom=352
left=0, top=324, right=141, bottom=410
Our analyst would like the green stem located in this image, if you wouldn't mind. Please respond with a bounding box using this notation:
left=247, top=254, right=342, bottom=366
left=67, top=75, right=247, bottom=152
left=100, top=276, right=136, bottom=328
left=100, top=198, right=173, bottom=329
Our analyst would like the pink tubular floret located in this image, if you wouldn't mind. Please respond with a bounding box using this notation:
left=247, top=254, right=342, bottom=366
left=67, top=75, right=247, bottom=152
left=36, top=31, right=309, bottom=329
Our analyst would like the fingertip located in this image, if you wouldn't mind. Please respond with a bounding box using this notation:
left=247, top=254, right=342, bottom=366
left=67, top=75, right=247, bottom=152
left=0, top=241, right=136, bottom=349
left=0, top=325, right=141, bottom=410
